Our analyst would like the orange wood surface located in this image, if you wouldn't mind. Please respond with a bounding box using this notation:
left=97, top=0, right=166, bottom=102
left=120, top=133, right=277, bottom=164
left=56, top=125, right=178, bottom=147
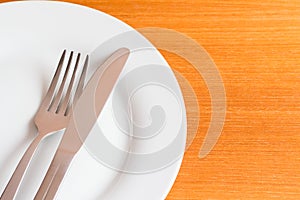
left=1, top=0, right=300, bottom=199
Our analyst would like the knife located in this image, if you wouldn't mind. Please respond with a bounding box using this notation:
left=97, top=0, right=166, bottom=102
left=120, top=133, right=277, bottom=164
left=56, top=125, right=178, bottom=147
left=34, top=48, right=130, bottom=200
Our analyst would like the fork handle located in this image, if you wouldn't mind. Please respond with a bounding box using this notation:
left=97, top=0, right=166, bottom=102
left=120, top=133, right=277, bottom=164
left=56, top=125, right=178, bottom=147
left=1, top=134, right=44, bottom=200
left=34, top=150, right=74, bottom=200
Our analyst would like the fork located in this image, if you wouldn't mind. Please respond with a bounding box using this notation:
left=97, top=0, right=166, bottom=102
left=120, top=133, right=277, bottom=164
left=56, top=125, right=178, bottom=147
left=0, top=50, right=88, bottom=200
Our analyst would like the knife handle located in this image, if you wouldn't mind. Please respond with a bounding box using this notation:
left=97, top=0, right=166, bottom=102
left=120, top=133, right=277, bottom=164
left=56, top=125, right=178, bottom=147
left=34, top=149, right=74, bottom=200
left=1, top=134, right=43, bottom=200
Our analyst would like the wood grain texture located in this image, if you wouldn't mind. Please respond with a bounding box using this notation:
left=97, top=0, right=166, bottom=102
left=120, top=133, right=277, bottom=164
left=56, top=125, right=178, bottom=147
left=2, top=0, right=300, bottom=199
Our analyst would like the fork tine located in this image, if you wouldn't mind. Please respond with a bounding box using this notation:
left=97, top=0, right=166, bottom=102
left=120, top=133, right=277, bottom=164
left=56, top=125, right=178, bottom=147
left=59, top=53, right=81, bottom=115
left=49, top=51, right=74, bottom=112
left=74, top=55, right=89, bottom=103
left=65, top=55, right=89, bottom=116
left=40, top=50, right=66, bottom=109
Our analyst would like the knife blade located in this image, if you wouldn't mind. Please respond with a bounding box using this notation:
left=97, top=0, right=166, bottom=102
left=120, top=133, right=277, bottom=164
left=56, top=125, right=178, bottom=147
left=34, top=48, right=130, bottom=200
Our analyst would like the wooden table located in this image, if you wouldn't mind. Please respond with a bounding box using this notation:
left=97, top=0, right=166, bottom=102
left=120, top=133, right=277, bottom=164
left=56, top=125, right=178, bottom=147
left=2, top=0, right=300, bottom=199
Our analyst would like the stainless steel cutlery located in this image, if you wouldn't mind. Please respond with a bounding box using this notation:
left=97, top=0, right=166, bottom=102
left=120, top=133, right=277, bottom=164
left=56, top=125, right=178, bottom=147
left=0, top=48, right=129, bottom=200
left=34, top=48, right=129, bottom=200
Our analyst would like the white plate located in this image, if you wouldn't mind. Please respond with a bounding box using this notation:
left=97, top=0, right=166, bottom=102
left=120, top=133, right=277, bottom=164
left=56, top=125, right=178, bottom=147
left=0, top=1, right=186, bottom=200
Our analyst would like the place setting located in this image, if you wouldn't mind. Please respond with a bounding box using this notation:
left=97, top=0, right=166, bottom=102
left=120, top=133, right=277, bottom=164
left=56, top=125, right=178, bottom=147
left=0, top=1, right=186, bottom=199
